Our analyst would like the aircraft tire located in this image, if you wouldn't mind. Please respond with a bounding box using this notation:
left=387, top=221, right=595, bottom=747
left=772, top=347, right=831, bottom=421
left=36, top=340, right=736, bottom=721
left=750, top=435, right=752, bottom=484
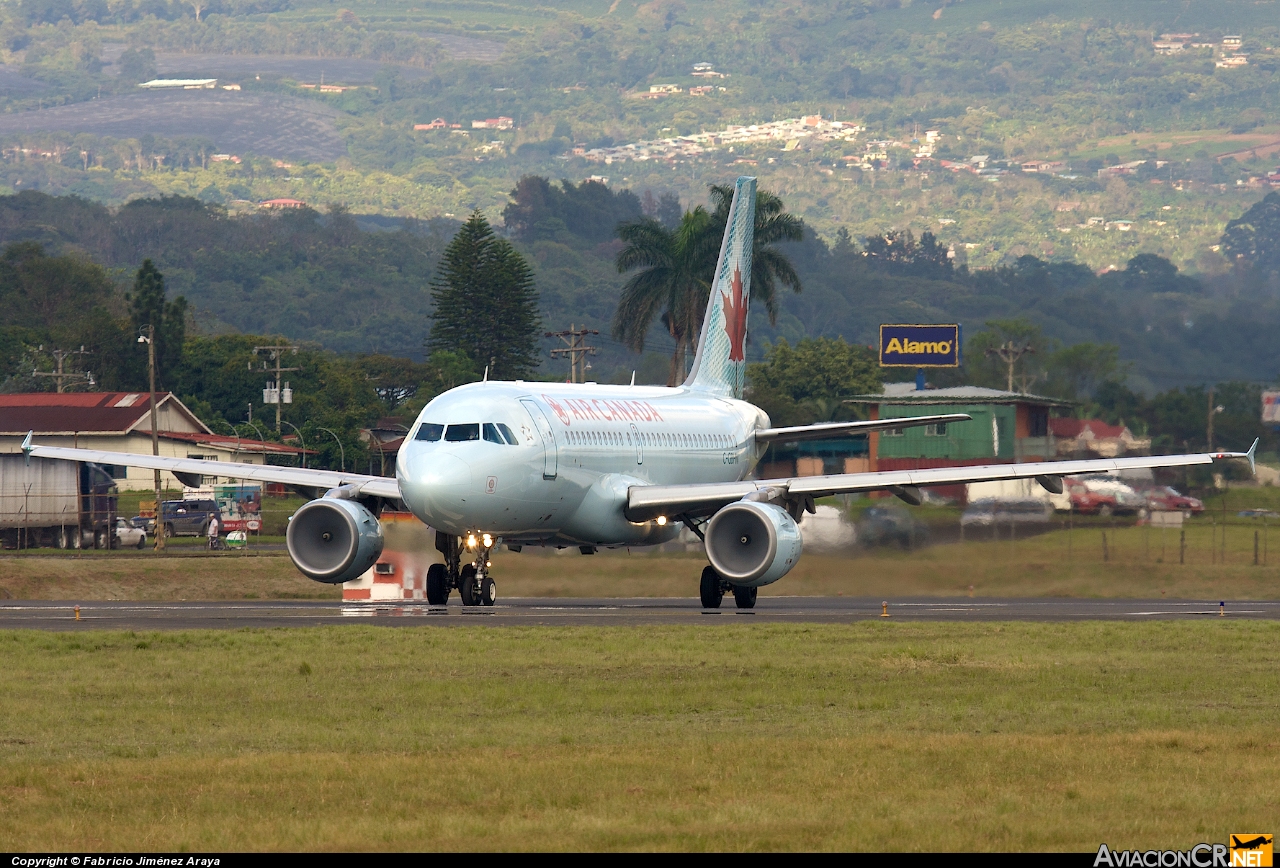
left=459, top=564, right=478, bottom=606
left=732, top=585, right=757, bottom=609
left=699, top=565, right=724, bottom=609
left=426, top=563, right=449, bottom=605
left=480, top=576, right=496, bottom=607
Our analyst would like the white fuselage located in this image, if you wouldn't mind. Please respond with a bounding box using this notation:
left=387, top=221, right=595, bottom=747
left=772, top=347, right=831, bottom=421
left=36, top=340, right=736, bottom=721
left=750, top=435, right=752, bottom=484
left=395, top=381, right=769, bottom=546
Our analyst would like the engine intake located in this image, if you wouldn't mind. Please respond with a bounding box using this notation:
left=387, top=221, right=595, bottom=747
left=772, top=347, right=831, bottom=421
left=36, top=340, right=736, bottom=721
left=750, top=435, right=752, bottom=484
left=286, top=497, right=384, bottom=584
left=705, top=500, right=803, bottom=587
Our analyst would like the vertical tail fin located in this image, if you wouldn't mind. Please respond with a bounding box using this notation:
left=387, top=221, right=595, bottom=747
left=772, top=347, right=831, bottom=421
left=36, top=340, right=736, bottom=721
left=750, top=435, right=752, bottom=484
left=684, top=176, right=756, bottom=398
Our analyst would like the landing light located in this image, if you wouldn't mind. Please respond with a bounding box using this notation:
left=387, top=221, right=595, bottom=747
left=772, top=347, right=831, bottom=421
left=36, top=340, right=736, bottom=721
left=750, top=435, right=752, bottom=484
left=482, top=533, right=493, bottom=548
left=656, top=516, right=668, bottom=526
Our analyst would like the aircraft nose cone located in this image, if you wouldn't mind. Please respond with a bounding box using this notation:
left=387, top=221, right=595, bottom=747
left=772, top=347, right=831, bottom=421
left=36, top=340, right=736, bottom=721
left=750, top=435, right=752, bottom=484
left=418, top=454, right=472, bottom=488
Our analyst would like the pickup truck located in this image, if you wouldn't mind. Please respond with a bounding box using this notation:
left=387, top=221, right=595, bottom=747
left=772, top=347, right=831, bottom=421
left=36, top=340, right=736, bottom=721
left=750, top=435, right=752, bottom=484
left=150, top=499, right=220, bottom=538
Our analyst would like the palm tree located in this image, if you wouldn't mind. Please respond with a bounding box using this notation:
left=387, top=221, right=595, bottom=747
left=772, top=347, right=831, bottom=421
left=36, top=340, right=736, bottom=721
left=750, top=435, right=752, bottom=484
left=705, top=184, right=805, bottom=327
left=614, top=185, right=804, bottom=386
left=612, top=207, right=713, bottom=386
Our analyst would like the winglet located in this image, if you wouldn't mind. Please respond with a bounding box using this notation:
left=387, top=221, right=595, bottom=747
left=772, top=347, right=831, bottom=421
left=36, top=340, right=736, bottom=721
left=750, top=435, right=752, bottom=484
left=21, top=430, right=33, bottom=466
left=1212, top=437, right=1258, bottom=476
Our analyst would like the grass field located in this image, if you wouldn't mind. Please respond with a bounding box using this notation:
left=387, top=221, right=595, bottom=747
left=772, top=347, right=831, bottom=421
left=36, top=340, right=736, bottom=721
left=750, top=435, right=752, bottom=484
left=0, top=622, right=1275, bottom=850
left=0, top=91, right=346, bottom=162
left=3, top=518, right=1280, bottom=601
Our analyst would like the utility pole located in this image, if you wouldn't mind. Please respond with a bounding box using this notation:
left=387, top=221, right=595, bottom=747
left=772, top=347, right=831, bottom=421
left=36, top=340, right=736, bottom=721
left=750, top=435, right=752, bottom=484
left=139, top=325, right=164, bottom=551
left=252, top=344, right=301, bottom=432
left=1207, top=387, right=1224, bottom=450
left=31, top=346, right=94, bottom=392
left=985, top=341, right=1035, bottom=393
left=546, top=324, right=599, bottom=384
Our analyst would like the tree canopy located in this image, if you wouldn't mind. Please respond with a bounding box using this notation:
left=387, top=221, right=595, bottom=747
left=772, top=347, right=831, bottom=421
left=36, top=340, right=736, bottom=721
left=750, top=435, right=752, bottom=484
left=746, top=337, right=882, bottom=427
left=1221, top=191, right=1280, bottom=274
left=428, top=211, right=542, bottom=380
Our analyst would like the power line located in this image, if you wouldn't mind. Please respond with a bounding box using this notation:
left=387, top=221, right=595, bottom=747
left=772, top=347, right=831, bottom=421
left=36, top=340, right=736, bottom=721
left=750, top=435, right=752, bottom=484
left=31, top=346, right=94, bottom=392
left=546, top=324, right=599, bottom=383
left=252, top=344, right=301, bottom=432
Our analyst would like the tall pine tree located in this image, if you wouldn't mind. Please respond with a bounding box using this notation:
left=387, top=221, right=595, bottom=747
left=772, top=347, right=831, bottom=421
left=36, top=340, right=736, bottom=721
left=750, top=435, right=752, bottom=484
left=127, top=259, right=187, bottom=388
left=428, top=211, right=541, bottom=380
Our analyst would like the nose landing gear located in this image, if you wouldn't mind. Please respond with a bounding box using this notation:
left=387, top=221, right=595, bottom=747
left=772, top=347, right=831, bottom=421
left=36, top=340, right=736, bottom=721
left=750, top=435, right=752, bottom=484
left=430, top=531, right=497, bottom=607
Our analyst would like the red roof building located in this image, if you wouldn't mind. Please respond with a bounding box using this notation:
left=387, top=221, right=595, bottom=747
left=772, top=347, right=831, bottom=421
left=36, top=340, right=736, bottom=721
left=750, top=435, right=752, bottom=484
left=0, top=392, right=311, bottom=490
left=1048, top=417, right=1151, bottom=458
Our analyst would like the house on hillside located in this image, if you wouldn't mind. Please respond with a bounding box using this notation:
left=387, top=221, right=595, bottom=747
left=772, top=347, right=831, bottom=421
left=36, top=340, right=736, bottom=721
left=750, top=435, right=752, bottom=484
left=138, top=79, right=217, bottom=89
left=260, top=198, right=307, bottom=210
left=1049, top=418, right=1151, bottom=459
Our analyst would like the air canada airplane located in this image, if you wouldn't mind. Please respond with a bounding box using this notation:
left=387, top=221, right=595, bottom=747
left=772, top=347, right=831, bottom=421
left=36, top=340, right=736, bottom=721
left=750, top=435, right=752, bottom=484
left=23, top=177, right=1257, bottom=609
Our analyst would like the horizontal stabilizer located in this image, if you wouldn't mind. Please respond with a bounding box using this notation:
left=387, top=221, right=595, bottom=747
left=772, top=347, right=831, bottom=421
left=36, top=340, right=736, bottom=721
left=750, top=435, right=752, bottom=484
left=754, top=413, right=971, bottom=444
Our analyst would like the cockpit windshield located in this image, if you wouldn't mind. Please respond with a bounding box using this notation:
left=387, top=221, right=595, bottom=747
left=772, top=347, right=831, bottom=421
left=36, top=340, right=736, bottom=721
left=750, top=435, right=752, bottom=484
left=445, top=424, right=480, bottom=442
left=415, top=423, right=444, bottom=442
left=420, top=422, right=518, bottom=444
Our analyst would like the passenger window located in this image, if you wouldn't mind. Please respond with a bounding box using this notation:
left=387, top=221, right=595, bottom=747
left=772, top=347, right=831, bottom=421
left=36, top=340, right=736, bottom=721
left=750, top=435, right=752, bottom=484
left=497, top=423, right=518, bottom=445
left=445, top=424, right=480, bottom=442
left=483, top=423, right=504, bottom=444
left=415, top=423, right=444, bottom=442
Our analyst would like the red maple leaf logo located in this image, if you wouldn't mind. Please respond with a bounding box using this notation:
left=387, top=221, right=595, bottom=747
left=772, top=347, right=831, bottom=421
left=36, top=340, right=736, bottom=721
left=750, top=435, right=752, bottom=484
left=543, top=394, right=571, bottom=426
left=721, top=266, right=747, bottom=362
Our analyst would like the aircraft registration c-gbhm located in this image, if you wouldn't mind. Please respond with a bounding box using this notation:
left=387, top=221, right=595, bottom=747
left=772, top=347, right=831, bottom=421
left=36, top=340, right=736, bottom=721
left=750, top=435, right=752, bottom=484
left=21, top=177, right=1258, bottom=609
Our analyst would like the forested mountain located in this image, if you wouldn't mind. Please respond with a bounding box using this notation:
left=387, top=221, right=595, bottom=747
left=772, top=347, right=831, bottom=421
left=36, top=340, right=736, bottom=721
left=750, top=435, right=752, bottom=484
left=0, top=0, right=1275, bottom=273
left=0, top=191, right=451, bottom=355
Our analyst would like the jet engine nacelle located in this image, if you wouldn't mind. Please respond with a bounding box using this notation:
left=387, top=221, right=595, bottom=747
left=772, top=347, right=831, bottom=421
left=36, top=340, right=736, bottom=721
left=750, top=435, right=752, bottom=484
left=705, top=500, right=803, bottom=588
left=286, top=497, right=384, bottom=584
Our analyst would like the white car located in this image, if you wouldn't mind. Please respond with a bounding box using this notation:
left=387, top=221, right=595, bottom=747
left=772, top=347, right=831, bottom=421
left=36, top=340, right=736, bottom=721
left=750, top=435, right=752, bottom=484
left=112, top=516, right=147, bottom=549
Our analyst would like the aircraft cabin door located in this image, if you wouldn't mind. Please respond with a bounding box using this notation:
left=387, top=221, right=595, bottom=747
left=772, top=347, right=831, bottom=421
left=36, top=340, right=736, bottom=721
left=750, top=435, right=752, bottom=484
left=519, top=398, right=559, bottom=480
left=630, top=423, right=643, bottom=465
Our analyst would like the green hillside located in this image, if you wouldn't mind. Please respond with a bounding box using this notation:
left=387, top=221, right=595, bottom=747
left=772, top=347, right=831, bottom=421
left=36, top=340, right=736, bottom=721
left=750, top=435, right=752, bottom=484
left=0, top=0, right=1276, bottom=394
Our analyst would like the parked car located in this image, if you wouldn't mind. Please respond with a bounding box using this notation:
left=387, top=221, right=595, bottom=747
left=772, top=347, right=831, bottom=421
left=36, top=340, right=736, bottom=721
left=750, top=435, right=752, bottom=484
left=149, top=499, right=219, bottom=538
left=1145, top=486, right=1203, bottom=517
left=799, top=505, right=857, bottom=552
left=961, top=498, right=1053, bottom=528
left=1237, top=509, right=1280, bottom=520
left=1067, top=476, right=1146, bottom=516
left=112, top=516, right=147, bottom=549
left=858, top=506, right=929, bottom=549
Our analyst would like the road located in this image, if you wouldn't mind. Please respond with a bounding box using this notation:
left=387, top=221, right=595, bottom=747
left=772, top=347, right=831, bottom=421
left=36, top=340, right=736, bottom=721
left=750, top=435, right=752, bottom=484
left=1, top=597, right=1276, bottom=630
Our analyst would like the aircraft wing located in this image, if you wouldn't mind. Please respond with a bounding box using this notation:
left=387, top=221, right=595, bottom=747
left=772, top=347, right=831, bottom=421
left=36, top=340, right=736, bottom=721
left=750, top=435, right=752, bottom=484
left=754, top=413, right=972, bottom=443
left=21, top=435, right=402, bottom=500
left=625, top=443, right=1256, bottom=523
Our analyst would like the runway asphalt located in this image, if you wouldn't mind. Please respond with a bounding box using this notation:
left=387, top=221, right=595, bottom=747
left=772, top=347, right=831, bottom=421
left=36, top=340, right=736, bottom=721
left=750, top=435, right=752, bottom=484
left=1, top=597, right=1278, bottom=630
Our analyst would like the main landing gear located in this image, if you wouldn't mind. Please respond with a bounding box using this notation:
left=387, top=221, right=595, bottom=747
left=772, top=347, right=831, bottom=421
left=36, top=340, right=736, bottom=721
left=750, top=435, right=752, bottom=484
left=699, top=565, right=756, bottom=610
left=427, top=531, right=496, bottom=607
